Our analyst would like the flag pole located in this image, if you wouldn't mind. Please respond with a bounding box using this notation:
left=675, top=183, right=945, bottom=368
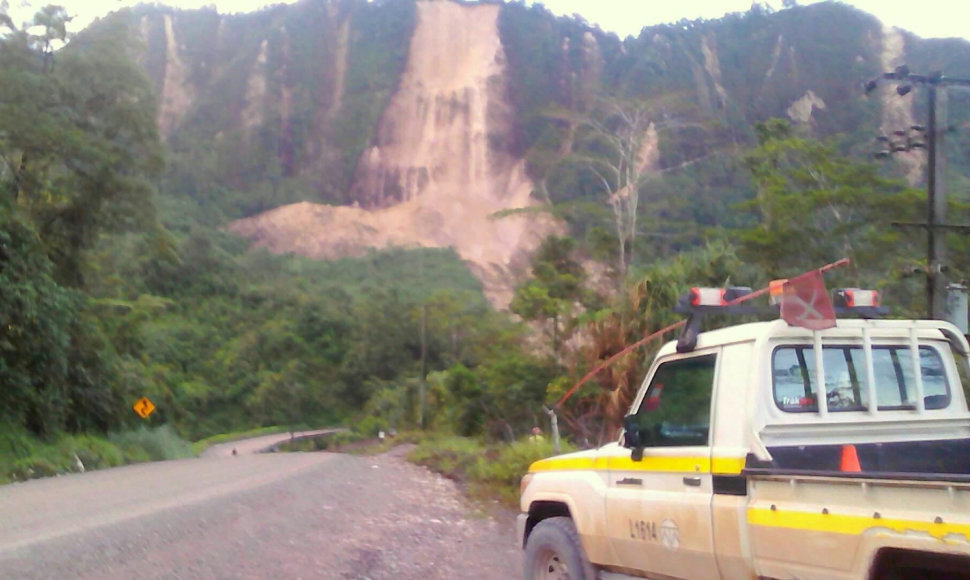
left=818, top=258, right=850, bottom=274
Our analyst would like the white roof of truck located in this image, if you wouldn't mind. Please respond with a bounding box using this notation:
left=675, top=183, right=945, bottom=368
left=655, top=318, right=966, bottom=358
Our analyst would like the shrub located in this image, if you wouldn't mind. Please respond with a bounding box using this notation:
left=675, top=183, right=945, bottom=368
left=0, top=425, right=194, bottom=483
left=0, top=427, right=109, bottom=481
left=471, top=438, right=563, bottom=486
left=109, top=425, right=194, bottom=462
left=0, top=426, right=41, bottom=466
left=59, top=434, right=124, bottom=470
left=409, top=435, right=485, bottom=481
left=11, top=456, right=62, bottom=480
left=328, top=430, right=366, bottom=448
left=353, top=415, right=389, bottom=438
left=408, top=434, right=574, bottom=506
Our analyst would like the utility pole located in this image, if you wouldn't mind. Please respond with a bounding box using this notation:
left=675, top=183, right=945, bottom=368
left=926, top=83, right=947, bottom=319
left=419, top=301, right=427, bottom=428
left=418, top=251, right=427, bottom=429
left=866, top=66, right=970, bottom=320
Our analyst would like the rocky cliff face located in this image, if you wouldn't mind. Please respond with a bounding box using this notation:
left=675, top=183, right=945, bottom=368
left=102, top=0, right=970, bottom=306
left=351, top=1, right=515, bottom=209
left=228, top=1, right=555, bottom=307
left=152, top=14, right=195, bottom=138
left=131, top=0, right=359, bottom=193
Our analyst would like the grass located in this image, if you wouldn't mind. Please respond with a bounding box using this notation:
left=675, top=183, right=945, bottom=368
left=0, top=425, right=195, bottom=484
left=408, top=434, right=573, bottom=507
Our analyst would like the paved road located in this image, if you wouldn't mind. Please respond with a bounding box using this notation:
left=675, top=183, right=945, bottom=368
left=0, top=448, right=521, bottom=579
left=201, top=429, right=343, bottom=457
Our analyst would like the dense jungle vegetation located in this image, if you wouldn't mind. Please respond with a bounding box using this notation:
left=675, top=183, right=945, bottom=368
left=3, top=0, right=970, bottom=481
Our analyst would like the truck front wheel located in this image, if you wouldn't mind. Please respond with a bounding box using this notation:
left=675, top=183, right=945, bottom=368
left=523, top=516, right=595, bottom=580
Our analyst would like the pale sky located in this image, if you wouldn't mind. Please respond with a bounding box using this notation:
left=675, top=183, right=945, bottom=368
left=6, top=0, right=970, bottom=41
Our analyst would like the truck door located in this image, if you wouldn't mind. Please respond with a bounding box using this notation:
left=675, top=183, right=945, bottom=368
left=605, top=352, right=720, bottom=578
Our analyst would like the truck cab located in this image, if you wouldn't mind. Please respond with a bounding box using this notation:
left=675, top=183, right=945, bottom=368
left=519, top=307, right=970, bottom=579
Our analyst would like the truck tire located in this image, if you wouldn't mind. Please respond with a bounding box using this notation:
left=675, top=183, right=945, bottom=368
left=523, top=516, right=596, bottom=580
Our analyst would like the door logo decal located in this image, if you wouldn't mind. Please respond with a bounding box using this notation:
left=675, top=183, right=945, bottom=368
left=660, top=519, right=679, bottom=551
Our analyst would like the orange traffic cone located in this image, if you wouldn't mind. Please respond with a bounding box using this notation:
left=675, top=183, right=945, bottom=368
left=840, top=444, right=861, bottom=472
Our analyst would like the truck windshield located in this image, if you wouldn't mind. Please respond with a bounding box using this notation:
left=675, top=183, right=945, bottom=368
left=772, top=345, right=950, bottom=413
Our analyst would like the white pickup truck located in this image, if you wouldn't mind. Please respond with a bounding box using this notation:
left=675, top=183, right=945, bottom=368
left=518, top=301, right=970, bottom=579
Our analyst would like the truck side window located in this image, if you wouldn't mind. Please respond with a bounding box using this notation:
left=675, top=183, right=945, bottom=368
left=772, top=345, right=950, bottom=412
left=951, top=343, right=970, bottom=405
left=628, top=354, right=716, bottom=447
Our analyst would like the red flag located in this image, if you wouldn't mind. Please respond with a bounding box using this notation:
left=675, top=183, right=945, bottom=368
left=781, top=270, right=836, bottom=330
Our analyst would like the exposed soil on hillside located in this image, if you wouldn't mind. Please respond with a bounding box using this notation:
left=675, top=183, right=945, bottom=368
left=228, top=1, right=557, bottom=307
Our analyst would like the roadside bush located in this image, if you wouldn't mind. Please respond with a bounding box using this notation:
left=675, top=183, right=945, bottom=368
left=0, top=427, right=125, bottom=481
left=471, top=438, right=574, bottom=504
left=0, top=424, right=198, bottom=483
left=353, top=415, right=389, bottom=438
left=62, top=435, right=125, bottom=470
left=10, top=456, right=62, bottom=480
left=471, top=438, right=564, bottom=487
left=109, top=425, right=194, bottom=462
left=409, top=435, right=485, bottom=481
left=0, top=426, right=41, bottom=466
left=328, top=430, right=366, bottom=448
left=408, top=435, right=573, bottom=506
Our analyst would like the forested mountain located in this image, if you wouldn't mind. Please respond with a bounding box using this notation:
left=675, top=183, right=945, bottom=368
left=89, top=0, right=970, bottom=300
left=3, top=0, right=970, bottom=473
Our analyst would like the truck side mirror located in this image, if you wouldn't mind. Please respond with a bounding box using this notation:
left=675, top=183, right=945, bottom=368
left=622, top=415, right=639, bottom=447
left=622, top=414, right=644, bottom=462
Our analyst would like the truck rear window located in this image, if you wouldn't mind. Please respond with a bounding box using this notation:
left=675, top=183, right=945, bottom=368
left=772, top=345, right=950, bottom=413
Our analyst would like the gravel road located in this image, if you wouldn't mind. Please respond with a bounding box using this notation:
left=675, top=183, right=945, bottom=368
left=0, top=446, right=521, bottom=579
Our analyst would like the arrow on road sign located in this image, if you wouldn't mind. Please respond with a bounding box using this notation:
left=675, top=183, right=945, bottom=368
left=133, top=397, right=155, bottom=419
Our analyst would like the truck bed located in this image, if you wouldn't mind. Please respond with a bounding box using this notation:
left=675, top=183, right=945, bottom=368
left=743, top=462, right=970, bottom=578
left=746, top=438, right=970, bottom=481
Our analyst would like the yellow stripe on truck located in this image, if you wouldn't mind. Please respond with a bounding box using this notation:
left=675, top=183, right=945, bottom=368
left=528, top=457, right=609, bottom=472
left=711, top=457, right=746, bottom=474
left=748, top=507, right=970, bottom=541
left=528, top=456, right=745, bottom=475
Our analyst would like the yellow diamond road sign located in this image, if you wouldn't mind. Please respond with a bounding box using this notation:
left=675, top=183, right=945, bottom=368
left=133, top=397, right=155, bottom=419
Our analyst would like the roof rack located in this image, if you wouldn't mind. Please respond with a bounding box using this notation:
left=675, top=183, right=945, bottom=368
left=673, top=285, right=890, bottom=353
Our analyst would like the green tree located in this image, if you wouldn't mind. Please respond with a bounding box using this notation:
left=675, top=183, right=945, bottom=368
left=477, top=353, right=558, bottom=441
left=510, top=235, right=588, bottom=353
left=558, top=242, right=748, bottom=443
left=0, top=7, right=164, bottom=436
left=542, top=96, right=709, bottom=282
left=28, top=4, right=70, bottom=72
left=419, top=289, right=491, bottom=367
left=737, top=119, right=922, bottom=284
left=245, top=361, right=313, bottom=432
left=0, top=209, right=76, bottom=434
left=0, top=14, right=163, bottom=287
